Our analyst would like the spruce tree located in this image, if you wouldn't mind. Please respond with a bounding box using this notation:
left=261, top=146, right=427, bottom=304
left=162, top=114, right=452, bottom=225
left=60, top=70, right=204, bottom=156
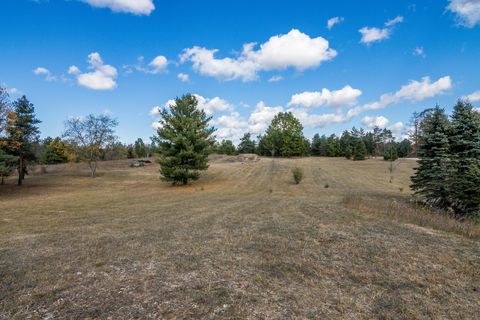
left=353, top=139, right=367, bottom=160
left=448, top=100, right=480, bottom=218
left=410, top=106, right=452, bottom=209
left=156, top=94, right=215, bottom=185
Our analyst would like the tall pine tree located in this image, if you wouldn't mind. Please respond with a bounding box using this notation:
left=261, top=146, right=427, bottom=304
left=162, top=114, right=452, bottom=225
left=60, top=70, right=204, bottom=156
left=410, top=106, right=452, bottom=209
left=448, top=100, right=480, bottom=218
left=156, top=94, right=215, bottom=185
left=3, top=96, right=41, bottom=185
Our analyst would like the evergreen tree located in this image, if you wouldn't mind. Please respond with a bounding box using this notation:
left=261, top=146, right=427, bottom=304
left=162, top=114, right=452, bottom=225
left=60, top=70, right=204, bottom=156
left=326, top=134, right=339, bottom=157
left=217, top=139, right=237, bottom=155
left=263, top=112, right=309, bottom=157
left=134, top=138, right=147, bottom=158
left=410, top=106, right=452, bottom=209
left=237, top=132, right=256, bottom=153
left=353, top=140, right=367, bottom=161
left=43, top=137, right=69, bottom=164
left=397, top=139, right=412, bottom=158
left=339, top=131, right=354, bottom=159
left=448, top=100, right=480, bottom=218
left=383, top=143, right=398, bottom=161
left=156, top=94, right=215, bottom=185
left=2, top=96, right=41, bottom=185
left=0, top=149, right=17, bottom=184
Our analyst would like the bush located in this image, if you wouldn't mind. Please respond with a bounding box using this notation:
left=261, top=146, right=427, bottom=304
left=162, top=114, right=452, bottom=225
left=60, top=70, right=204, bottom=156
left=292, top=167, right=303, bottom=184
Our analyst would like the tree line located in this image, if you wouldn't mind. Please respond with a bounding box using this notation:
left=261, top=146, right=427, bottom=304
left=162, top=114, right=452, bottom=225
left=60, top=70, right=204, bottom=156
left=2, top=90, right=479, bottom=219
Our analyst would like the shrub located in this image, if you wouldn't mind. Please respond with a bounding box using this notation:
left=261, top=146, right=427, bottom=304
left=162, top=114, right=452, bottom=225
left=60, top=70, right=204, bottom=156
left=292, top=167, right=303, bottom=184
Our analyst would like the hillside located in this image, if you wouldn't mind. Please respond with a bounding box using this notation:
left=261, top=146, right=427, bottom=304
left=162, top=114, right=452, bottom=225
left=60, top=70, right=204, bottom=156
left=1, top=157, right=479, bottom=319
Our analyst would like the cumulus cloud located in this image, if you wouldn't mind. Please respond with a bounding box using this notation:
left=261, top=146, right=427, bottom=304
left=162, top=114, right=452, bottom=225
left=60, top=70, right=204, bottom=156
left=463, top=90, right=480, bottom=102
left=248, top=101, right=284, bottom=134
left=177, top=73, right=189, bottom=82
left=361, top=115, right=390, bottom=129
left=33, top=67, right=57, bottom=81
left=74, top=52, right=118, bottom=90
left=447, top=0, right=480, bottom=27
left=413, top=47, right=426, bottom=58
left=359, top=16, right=403, bottom=44
left=327, top=16, right=344, bottom=29
left=212, top=112, right=249, bottom=141
left=288, top=85, right=362, bottom=108
left=388, top=121, right=406, bottom=140
left=359, top=27, right=391, bottom=44
left=180, top=29, right=337, bottom=81
left=347, top=76, right=452, bottom=118
left=288, top=108, right=347, bottom=129
left=82, top=0, right=155, bottom=15
left=125, top=55, right=168, bottom=74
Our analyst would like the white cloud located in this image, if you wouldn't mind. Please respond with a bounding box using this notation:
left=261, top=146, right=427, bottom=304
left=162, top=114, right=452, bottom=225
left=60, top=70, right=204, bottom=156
left=288, top=85, right=362, bottom=108
left=447, top=0, right=480, bottom=27
left=180, top=29, right=336, bottom=81
left=194, top=95, right=233, bottom=115
left=361, top=115, right=390, bottom=129
left=33, top=67, right=57, bottom=81
left=177, top=73, right=189, bottom=82
left=82, top=0, right=155, bottom=15
left=385, top=16, right=404, bottom=27
left=148, top=56, right=168, bottom=74
left=75, top=52, right=118, bottom=90
left=6, top=87, right=19, bottom=95
left=212, top=112, right=249, bottom=142
left=359, top=27, right=391, bottom=44
left=327, top=16, right=344, bottom=29
left=248, top=101, right=283, bottom=134
left=463, top=90, right=480, bottom=102
left=388, top=121, right=406, bottom=140
left=413, top=47, right=426, bottom=58
left=359, top=16, right=403, bottom=44
left=268, top=75, right=283, bottom=82
left=68, top=65, right=80, bottom=75
left=180, top=46, right=258, bottom=81
left=288, top=108, right=347, bottom=129
left=347, top=76, right=452, bottom=118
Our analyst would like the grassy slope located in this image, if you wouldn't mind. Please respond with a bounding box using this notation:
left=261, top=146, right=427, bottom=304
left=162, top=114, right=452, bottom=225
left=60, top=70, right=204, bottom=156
left=0, top=157, right=479, bottom=319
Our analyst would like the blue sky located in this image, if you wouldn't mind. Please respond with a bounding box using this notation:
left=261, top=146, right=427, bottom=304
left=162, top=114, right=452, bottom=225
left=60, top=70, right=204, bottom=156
left=1, top=0, right=479, bottom=143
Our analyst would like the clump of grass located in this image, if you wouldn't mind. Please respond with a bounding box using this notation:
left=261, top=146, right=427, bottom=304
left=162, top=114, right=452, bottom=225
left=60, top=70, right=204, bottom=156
left=292, top=167, right=303, bottom=185
left=324, top=183, right=329, bottom=188
left=342, top=191, right=480, bottom=239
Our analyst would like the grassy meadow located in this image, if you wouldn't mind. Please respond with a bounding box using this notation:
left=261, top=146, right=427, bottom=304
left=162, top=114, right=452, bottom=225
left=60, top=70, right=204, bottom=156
left=1, top=156, right=479, bottom=319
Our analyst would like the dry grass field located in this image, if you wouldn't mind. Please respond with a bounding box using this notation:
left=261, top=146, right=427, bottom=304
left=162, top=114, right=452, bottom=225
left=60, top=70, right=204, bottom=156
left=1, top=156, right=479, bottom=319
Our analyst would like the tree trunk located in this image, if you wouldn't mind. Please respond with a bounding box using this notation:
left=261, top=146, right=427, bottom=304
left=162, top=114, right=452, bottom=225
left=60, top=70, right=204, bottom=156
left=89, top=161, right=97, bottom=178
left=17, top=156, right=23, bottom=186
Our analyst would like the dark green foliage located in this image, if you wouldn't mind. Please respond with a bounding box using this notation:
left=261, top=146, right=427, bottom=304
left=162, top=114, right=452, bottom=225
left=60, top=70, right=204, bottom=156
left=448, top=100, right=480, bottom=218
left=292, top=167, right=303, bottom=184
left=2, top=96, right=41, bottom=185
left=237, top=133, right=256, bottom=154
left=261, top=112, right=309, bottom=157
left=383, top=144, right=398, bottom=161
left=216, top=139, right=237, bottom=155
left=326, top=134, right=340, bottom=157
left=156, top=94, right=215, bottom=185
left=134, top=138, right=147, bottom=158
left=43, top=137, right=68, bottom=164
left=310, top=133, right=328, bottom=156
left=411, top=106, right=452, bottom=210
left=353, top=140, right=367, bottom=161
left=0, top=149, right=17, bottom=184
left=397, top=139, right=412, bottom=158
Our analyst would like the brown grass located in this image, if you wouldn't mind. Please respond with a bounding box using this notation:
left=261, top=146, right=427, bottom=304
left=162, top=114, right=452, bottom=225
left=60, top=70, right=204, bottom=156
left=0, top=157, right=479, bottom=319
